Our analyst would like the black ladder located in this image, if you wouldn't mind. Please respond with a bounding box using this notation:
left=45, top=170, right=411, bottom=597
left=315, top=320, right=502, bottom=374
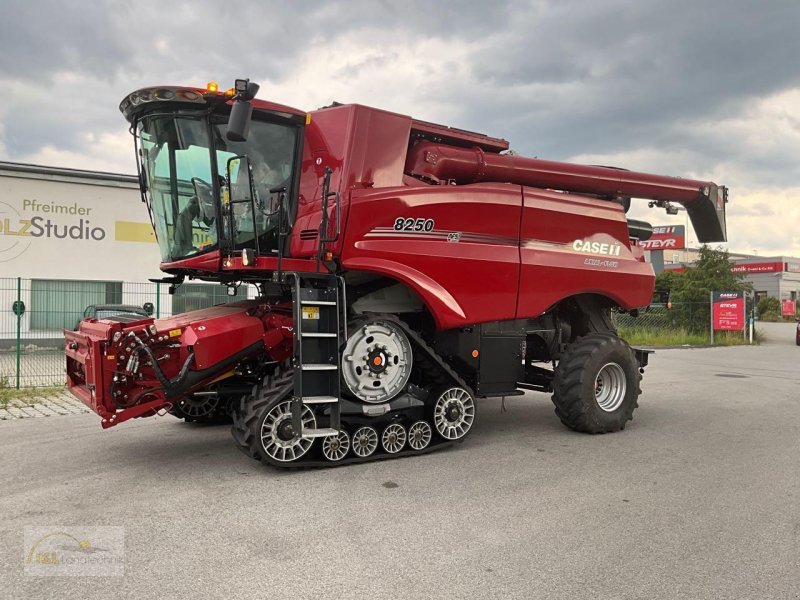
left=290, top=273, right=345, bottom=439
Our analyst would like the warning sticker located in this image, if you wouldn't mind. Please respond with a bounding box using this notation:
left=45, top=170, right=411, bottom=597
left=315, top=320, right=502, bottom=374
left=169, top=329, right=182, bottom=338
left=302, top=306, right=320, bottom=320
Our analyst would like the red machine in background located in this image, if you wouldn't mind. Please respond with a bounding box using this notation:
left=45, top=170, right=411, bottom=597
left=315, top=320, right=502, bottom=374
left=65, top=79, right=728, bottom=467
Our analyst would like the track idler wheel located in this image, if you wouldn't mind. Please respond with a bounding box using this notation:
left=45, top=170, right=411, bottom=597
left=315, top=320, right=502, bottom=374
left=260, top=400, right=316, bottom=463
left=433, top=387, right=475, bottom=440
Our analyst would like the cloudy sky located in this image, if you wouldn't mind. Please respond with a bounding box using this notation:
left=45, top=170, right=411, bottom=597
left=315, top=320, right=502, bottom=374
left=1, top=0, right=799, bottom=256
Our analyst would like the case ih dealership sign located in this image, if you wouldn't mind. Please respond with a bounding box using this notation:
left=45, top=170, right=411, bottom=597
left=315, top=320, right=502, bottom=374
left=640, top=225, right=686, bottom=251
left=712, top=291, right=745, bottom=331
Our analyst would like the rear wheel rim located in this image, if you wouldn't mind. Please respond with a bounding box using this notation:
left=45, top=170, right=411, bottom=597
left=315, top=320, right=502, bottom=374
left=595, top=363, right=627, bottom=412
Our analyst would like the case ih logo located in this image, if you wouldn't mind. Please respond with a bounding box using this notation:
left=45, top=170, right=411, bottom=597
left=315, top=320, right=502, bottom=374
left=640, top=225, right=686, bottom=251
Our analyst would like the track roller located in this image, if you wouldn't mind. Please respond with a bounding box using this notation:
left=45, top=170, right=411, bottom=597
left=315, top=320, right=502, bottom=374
left=322, top=430, right=351, bottom=462
left=408, top=420, right=432, bottom=450
left=352, top=426, right=379, bottom=457
left=381, top=423, right=407, bottom=454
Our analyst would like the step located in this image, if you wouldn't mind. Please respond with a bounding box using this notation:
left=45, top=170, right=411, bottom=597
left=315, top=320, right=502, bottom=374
left=301, top=332, right=337, bottom=338
left=302, top=427, right=339, bottom=439
left=301, top=395, right=339, bottom=404
left=301, top=364, right=338, bottom=371
left=300, top=300, right=337, bottom=306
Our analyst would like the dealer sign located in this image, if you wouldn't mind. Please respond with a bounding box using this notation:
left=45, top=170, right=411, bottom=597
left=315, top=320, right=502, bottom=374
left=640, top=225, right=686, bottom=251
left=712, top=291, right=745, bottom=331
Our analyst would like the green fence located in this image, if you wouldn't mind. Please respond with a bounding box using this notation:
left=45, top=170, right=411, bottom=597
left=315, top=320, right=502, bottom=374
left=615, top=302, right=711, bottom=333
left=0, top=278, right=251, bottom=388
left=614, top=301, right=754, bottom=346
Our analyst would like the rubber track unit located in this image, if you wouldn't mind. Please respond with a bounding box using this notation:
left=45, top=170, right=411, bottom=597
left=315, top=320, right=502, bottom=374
left=230, top=314, right=475, bottom=469
left=551, top=332, right=641, bottom=434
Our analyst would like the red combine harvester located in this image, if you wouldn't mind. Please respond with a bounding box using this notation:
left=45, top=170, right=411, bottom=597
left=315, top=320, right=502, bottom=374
left=65, top=79, right=727, bottom=467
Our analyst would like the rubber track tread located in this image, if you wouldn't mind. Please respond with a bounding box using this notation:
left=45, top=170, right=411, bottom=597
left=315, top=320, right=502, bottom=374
left=230, top=365, right=293, bottom=459
left=231, top=315, right=473, bottom=469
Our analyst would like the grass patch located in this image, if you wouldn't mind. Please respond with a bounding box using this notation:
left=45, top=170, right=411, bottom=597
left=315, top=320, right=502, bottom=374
left=619, top=327, right=757, bottom=348
left=0, top=386, right=66, bottom=408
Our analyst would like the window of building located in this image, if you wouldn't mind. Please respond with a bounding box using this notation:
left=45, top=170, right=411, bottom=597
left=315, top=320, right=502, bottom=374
left=30, top=279, right=123, bottom=330
left=170, top=283, right=249, bottom=314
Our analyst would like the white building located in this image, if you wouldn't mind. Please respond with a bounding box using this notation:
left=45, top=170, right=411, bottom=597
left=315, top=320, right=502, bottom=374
left=0, top=161, right=244, bottom=349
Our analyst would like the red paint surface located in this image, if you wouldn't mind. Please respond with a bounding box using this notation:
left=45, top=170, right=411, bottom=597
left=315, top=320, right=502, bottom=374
left=712, top=292, right=745, bottom=331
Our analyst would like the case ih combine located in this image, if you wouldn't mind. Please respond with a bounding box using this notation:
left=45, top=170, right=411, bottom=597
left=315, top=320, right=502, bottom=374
left=65, top=79, right=728, bottom=467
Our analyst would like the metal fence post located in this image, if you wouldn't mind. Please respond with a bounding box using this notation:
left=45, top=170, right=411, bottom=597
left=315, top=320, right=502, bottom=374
left=155, top=282, right=161, bottom=318
left=15, top=277, right=21, bottom=389
left=709, top=292, right=714, bottom=345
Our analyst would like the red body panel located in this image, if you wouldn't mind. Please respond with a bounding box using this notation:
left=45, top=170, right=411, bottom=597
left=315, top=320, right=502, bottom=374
left=341, top=184, right=522, bottom=329
left=292, top=104, right=412, bottom=259
left=341, top=183, right=653, bottom=330
left=155, top=304, right=265, bottom=370
left=518, top=188, right=653, bottom=316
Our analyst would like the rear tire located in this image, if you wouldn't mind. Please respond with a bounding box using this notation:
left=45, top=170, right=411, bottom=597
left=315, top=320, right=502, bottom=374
left=551, top=333, right=641, bottom=433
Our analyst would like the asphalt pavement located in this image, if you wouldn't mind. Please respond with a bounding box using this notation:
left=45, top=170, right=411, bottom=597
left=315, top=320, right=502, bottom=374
left=1, top=323, right=798, bottom=599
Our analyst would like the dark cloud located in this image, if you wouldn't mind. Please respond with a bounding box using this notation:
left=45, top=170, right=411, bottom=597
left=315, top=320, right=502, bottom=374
left=0, top=0, right=131, bottom=81
left=449, top=0, right=800, bottom=187
left=1, top=0, right=800, bottom=211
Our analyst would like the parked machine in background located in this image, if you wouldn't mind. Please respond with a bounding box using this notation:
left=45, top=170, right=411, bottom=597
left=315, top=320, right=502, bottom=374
left=65, top=79, right=728, bottom=467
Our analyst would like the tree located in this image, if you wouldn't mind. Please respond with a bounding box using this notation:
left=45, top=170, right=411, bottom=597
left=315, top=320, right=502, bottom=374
left=654, top=269, right=681, bottom=296
left=667, top=246, right=751, bottom=332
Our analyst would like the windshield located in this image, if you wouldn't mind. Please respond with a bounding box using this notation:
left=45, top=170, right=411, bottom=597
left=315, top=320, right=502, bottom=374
left=137, top=113, right=298, bottom=262
left=95, top=309, right=146, bottom=319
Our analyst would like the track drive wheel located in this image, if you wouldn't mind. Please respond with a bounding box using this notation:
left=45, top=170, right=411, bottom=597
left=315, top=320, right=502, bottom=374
left=341, top=317, right=413, bottom=404
left=231, top=365, right=315, bottom=465
left=551, top=332, right=641, bottom=434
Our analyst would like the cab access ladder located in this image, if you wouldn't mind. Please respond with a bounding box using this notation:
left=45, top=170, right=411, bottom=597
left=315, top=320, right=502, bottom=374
left=289, top=274, right=345, bottom=439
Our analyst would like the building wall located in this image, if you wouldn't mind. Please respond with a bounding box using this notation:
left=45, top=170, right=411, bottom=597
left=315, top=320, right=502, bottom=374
left=0, top=164, right=161, bottom=281
left=0, top=162, right=248, bottom=346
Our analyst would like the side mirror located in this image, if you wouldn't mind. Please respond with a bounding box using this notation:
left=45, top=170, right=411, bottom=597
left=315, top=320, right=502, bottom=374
left=227, top=101, right=253, bottom=142
left=143, top=302, right=154, bottom=316
left=226, top=79, right=260, bottom=142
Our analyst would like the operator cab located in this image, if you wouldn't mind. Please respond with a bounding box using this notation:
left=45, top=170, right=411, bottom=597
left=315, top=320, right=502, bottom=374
left=119, top=81, right=306, bottom=272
